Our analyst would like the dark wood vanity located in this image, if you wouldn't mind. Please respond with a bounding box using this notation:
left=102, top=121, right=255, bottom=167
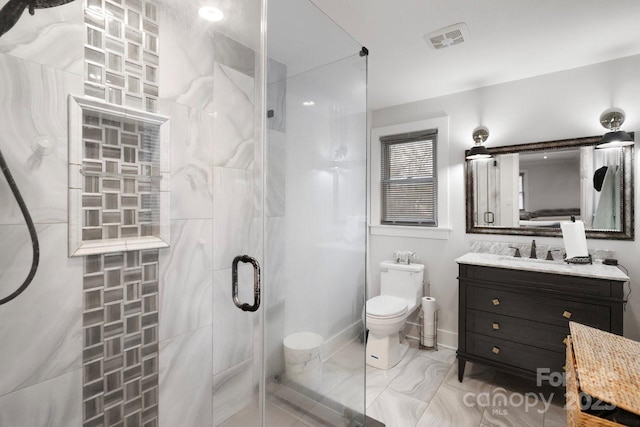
left=456, top=254, right=628, bottom=382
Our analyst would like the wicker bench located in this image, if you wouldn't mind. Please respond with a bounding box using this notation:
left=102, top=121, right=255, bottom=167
left=566, top=322, right=640, bottom=426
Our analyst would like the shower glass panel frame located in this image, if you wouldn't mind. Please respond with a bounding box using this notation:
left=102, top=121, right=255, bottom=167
left=261, top=0, right=368, bottom=425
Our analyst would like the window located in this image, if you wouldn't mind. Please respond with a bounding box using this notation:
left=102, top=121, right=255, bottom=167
left=380, top=129, right=437, bottom=226
left=370, top=116, right=450, bottom=239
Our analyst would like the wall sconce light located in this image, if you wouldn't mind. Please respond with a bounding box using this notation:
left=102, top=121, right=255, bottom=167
left=466, top=126, right=492, bottom=160
left=596, top=108, right=634, bottom=149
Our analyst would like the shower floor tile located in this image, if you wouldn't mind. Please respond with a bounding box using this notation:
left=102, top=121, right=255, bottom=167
left=218, top=396, right=300, bottom=427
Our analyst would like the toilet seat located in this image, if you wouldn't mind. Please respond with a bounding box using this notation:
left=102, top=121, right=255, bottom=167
left=366, top=295, right=408, bottom=318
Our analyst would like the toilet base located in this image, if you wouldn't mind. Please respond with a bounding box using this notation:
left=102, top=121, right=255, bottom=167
left=366, top=331, right=409, bottom=370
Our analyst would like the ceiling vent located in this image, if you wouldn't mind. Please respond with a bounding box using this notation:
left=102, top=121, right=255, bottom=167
left=424, top=23, right=469, bottom=50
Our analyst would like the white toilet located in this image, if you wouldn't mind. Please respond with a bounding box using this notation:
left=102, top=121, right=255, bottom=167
left=365, top=260, right=424, bottom=369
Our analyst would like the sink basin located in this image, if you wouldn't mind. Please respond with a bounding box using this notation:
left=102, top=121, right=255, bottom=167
left=497, top=256, right=563, bottom=264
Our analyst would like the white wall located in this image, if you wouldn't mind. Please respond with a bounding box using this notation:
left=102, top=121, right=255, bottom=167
left=370, top=54, right=640, bottom=346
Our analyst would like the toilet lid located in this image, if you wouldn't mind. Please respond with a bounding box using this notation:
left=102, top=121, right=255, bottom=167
left=366, top=295, right=408, bottom=318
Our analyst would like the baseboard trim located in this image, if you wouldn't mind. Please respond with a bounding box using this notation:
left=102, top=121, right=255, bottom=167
left=321, top=320, right=363, bottom=362
left=436, top=328, right=458, bottom=349
left=326, top=321, right=459, bottom=355
left=405, top=328, right=457, bottom=350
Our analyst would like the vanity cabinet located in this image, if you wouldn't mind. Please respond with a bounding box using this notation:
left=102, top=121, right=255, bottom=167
left=457, top=259, right=627, bottom=382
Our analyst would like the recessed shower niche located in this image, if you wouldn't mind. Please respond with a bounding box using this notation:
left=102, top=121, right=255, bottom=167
left=68, top=95, right=170, bottom=257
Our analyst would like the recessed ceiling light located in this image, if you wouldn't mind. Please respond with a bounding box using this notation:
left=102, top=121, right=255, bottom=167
left=198, top=6, right=224, bottom=22
left=302, top=101, right=315, bottom=106
left=543, top=155, right=548, bottom=159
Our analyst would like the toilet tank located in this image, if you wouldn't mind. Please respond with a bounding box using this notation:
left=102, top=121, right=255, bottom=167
left=379, top=261, right=425, bottom=308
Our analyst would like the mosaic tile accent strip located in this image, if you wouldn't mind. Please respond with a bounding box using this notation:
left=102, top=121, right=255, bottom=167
left=81, top=2, right=161, bottom=426
left=84, top=0, right=159, bottom=113
left=82, top=250, right=160, bottom=427
left=72, top=0, right=168, bottom=257
left=80, top=109, right=162, bottom=242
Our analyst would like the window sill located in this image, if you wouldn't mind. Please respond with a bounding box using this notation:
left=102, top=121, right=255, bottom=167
left=369, top=225, right=451, bottom=240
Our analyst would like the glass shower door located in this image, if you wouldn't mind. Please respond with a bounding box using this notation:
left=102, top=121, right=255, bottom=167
left=263, top=0, right=368, bottom=424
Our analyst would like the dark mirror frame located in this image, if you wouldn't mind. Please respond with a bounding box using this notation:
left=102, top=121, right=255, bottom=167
left=465, top=135, right=635, bottom=240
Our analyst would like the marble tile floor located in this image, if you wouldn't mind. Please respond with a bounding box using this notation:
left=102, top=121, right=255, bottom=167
left=364, top=342, right=567, bottom=427
left=219, top=339, right=568, bottom=427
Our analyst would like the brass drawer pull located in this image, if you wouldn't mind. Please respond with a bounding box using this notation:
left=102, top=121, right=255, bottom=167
left=563, top=337, right=568, bottom=345
left=492, top=298, right=500, bottom=306
left=492, top=346, right=500, bottom=354
left=562, top=365, right=566, bottom=372
left=563, top=311, right=572, bottom=319
left=492, top=322, right=500, bottom=330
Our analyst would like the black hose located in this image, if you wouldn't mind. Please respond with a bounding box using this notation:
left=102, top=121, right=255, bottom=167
left=0, top=147, right=39, bottom=305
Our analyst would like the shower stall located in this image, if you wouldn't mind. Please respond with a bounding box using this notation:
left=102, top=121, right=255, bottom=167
left=0, top=0, right=367, bottom=425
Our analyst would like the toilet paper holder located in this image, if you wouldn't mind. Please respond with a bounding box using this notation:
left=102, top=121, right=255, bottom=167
left=418, top=307, right=439, bottom=351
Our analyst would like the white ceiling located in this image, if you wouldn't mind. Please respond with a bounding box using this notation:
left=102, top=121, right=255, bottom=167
left=268, top=0, right=360, bottom=77
left=308, top=0, right=640, bottom=110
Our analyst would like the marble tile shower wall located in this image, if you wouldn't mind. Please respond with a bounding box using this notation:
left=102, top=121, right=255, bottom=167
left=157, top=4, right=269, bottom=427
left=0, top=0, right=85, bottom=425
left=0, top=1, right=271, bottom=427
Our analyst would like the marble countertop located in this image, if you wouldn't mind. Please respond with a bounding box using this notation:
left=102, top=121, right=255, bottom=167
left=456, top=252, right=629, bottom=281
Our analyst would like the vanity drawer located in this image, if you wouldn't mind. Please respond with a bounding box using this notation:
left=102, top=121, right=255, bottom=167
left=466, top=285, right=610, bottom=330
left=463, top=264, right=616, bottom=297
left=466, top=332, right=564, bottom=374
left=466, top=309, right=568, bottom=353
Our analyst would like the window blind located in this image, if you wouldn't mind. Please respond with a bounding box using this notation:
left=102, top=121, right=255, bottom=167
left=380, top=130, right=437, bottom=226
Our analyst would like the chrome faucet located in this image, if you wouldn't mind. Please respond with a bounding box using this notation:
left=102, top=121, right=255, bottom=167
left=529, top=240, right=537, bottom=259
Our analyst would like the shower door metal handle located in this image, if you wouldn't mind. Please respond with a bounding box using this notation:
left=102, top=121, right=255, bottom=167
left=232, top=255, right=261, bottom=312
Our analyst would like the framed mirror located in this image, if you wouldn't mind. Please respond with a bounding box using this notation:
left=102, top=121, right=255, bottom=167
left=465, top=135, right=634, bottom=240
